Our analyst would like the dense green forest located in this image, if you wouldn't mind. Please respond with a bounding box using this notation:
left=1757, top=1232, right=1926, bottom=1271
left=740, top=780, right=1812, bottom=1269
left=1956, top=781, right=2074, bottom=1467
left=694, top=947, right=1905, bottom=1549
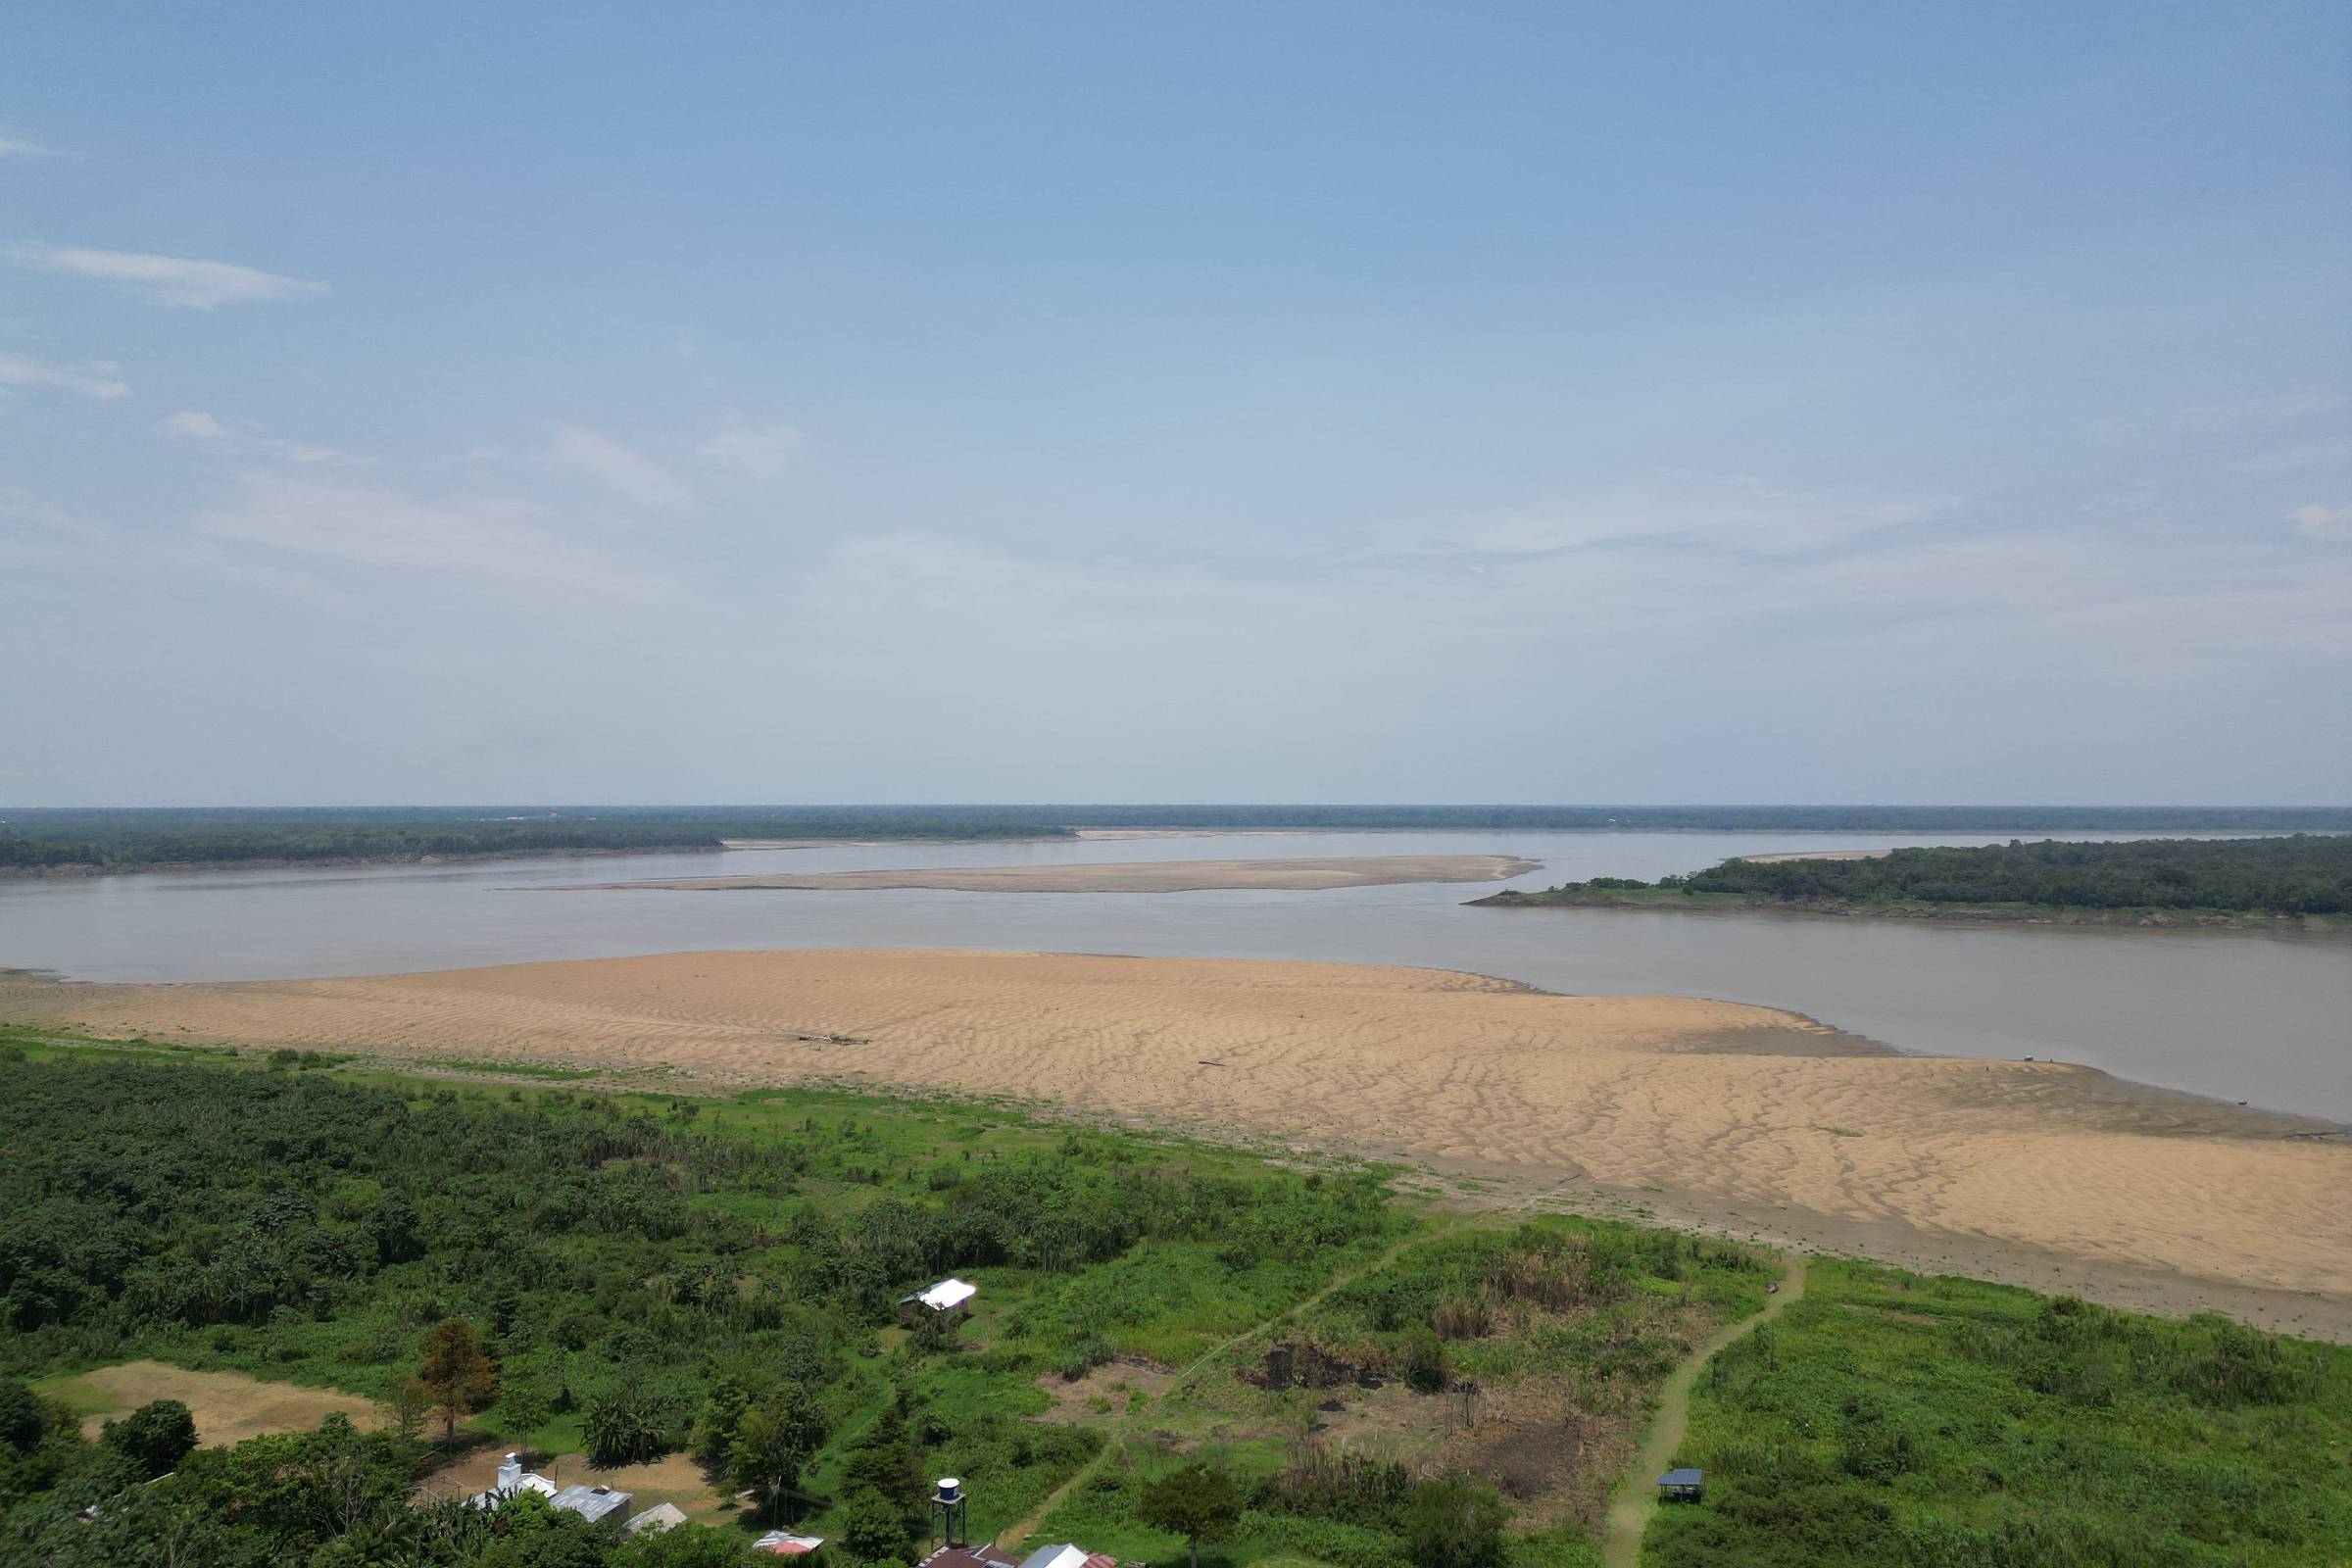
left=7, top=807, right=2349, bottom=873
left=1, top=1045, right=2344, bottom=1567
left=1491, top=835, right=2352, bottom=918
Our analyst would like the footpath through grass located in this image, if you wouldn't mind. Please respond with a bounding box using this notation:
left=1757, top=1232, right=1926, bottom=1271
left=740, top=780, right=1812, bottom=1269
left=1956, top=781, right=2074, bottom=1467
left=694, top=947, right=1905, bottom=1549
left=1644, top=1257, right=2352, bottom=1566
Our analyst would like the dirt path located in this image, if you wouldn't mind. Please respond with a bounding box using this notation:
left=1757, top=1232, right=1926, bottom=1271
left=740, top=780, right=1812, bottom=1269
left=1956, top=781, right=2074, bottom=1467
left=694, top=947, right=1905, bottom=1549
left=1600, top=1253, right=1807, bottom=1568
left=998, top=1221, right=1461, bottom=1551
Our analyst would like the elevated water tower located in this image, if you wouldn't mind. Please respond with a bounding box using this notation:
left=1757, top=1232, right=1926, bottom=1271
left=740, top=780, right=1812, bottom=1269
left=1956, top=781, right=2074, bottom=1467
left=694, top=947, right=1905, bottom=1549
left=930, top=1476, right=967, bottom=1547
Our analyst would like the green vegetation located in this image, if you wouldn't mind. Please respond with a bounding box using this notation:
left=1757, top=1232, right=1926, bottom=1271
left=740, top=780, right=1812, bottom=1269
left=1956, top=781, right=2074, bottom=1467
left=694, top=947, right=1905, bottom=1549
left=0, top=807, right=1074, bottom=872
left=1025, top=1219, right=1777, bottom=1568
left=0, top=1041, right=2344, bottom=1567
left=0, top=1047, right=1405, bottom=1564
left=1647, top=1258, right=2352, bottom=1567
left=8, top=807, right=2348, bottom=873
left=1486, top=835, right=2352, bottom=923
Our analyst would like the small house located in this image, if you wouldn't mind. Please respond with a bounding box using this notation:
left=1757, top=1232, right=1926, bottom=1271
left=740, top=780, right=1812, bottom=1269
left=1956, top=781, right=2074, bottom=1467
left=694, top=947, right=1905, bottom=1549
left=467, top=1454, right=560, bottom=1509
left=1656, top=1466, right=1703, bottom=1502
left=1017, top=1546, right=1117, bottom=1568
left=897, top=1277, right=977, bottom=1326
left=549, top=1484, right=634, bottom=1526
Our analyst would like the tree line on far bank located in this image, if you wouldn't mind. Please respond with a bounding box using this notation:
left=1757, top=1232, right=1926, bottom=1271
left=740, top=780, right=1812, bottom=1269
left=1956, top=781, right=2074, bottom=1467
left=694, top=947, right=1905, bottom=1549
left=1531, top=835, right=2352, bottom=915
left=10, top=807, right=2351, bottom=873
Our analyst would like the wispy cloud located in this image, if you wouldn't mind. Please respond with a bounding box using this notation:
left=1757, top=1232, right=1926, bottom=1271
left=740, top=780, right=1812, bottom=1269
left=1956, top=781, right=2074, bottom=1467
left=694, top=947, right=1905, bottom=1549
left=162, top=409, right=337, bottom=464
left=11, top=242, right=327, bottom=309
left=0, top=132, right=52, bottom=159
left=0, top=484, right=334, bottom=605
left=545, top=423, right=692, bottom=510
left=1435, top=473, right=1953, bottom=560
left=2292, top=503, right=2352, bottom=543
left=0, top=350, right=129, bottom=399
left=697, top=421, right=807, bottom=480
left=194, top=471, right=673, bottom=599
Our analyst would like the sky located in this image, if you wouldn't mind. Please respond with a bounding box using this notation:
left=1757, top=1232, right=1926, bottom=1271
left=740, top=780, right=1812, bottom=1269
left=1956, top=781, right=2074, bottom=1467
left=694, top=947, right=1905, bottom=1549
left=3, top=3, right=2347, bottom=807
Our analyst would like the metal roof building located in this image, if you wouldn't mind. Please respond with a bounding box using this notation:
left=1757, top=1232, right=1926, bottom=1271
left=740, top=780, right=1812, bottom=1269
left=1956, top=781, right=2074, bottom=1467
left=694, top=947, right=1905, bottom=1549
left=549, top=1483, right=635, bottom=1525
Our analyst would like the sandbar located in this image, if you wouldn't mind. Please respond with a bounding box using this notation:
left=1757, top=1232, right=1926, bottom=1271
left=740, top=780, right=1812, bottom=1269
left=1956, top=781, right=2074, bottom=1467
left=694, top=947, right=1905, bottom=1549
left=6, top=949, right=2344, bottom=1336
left=1737, top=848, right=1894, bottom=863
left=550, top=854, right=1539, bottom=894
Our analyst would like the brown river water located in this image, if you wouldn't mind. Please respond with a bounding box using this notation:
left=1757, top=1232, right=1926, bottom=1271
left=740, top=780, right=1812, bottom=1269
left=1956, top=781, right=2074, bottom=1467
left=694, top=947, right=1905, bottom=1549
left=3, top=830, right=2344, bottom=1119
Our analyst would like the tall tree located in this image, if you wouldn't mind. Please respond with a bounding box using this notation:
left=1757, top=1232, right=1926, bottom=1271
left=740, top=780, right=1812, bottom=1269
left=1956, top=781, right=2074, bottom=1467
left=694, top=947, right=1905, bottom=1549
left=417, top=1319, right=499, bottom=1441
left=1138, top=1462, right=1243, bottom=1568
left=501, top=1382, right=554, bottom=1471
left=729, top=1385, right=830, bottom=1524
left=1403, top=1474, right=1506, bottom=1568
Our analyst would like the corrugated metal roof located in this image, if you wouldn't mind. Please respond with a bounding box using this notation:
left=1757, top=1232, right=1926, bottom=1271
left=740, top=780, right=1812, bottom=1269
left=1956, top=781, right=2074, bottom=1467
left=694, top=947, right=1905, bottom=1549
left=918, top=1278, right=977, bottom=1311
left=549, top=1484, right=634, bottom=1524
left=754, top=1531, right=826, bottom=1555
left=627, top=1503, right=689, bottom=1535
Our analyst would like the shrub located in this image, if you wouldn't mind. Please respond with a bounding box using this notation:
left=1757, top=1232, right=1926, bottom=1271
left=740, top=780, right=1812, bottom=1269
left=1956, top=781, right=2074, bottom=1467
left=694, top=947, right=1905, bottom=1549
left=102, top=1398, right=197, bottom=1479
left=1429, top=1296, right=1493, bottom=1341
left=1402, top=1474, right=1506, bottom=1568
left=1401, top=1329, right=1450, bottom=1395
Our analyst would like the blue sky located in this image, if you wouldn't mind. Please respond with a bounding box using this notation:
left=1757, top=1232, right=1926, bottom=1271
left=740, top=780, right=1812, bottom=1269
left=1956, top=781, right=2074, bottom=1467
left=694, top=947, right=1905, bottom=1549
left=3, top=3, right=2347, bottom=804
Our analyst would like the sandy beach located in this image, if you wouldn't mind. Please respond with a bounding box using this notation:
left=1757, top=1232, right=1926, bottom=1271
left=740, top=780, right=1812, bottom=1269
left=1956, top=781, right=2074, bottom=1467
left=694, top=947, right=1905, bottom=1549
left=1738, top=848, right=1894, bottom=863
left=550, top=854, right=1539, bottom=893
left=8, top=949, right=2344, bottom=1336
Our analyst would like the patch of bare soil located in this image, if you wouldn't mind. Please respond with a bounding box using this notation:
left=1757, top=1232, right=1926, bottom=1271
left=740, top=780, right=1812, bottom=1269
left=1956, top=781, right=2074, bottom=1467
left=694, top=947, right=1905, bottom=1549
left=1032, top=1357, right=1179, bottom=1424
left=49, top=1361, right=380, bottom=1447
left=1281, top=1286, right=1710, bottom=1534
left=420, top=1447, right=736, bottom=1521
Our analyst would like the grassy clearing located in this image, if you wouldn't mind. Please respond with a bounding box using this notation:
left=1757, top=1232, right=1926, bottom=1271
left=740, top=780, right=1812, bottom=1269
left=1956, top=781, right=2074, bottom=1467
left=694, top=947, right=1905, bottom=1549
left=31, top=1360, right=382, bottom=1446
left=1024, top=1218, right=1777, bottom=1568
left=1646, top=1257, right=2352, bottom=1566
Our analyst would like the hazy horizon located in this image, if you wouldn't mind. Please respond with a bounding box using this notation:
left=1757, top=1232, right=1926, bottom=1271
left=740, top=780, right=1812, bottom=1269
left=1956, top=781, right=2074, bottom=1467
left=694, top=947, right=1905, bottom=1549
left=6, top=5, right=2348, bottom=806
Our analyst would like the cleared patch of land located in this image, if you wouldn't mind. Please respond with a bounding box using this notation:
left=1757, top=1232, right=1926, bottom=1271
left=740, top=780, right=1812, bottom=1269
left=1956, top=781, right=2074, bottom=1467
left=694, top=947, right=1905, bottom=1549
left=421, top=1447, right=737, bottom=1522
left=552, top=854, right=1539, bottom=893
left=37, top=1360, right=380, bottom=1446
left=4, top=950, right=2346, bottom=1335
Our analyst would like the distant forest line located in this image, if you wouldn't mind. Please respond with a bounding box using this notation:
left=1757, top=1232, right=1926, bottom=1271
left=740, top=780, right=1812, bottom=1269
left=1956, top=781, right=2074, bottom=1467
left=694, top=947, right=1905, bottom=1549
left=6, top=804, right=2350, bottom=873
left=1488, top=835, right=2352, bottom=919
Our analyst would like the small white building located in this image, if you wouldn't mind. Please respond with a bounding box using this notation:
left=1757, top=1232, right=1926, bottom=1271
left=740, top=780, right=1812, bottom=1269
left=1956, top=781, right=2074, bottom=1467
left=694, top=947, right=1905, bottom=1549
left=549, top=1483, right=634, bottom=1526
left=897, top=1277, right=977, bottom=1324
left=468, top=1454, right=632, bottom=1526
left=467, top=1454, right=559, bottom=1508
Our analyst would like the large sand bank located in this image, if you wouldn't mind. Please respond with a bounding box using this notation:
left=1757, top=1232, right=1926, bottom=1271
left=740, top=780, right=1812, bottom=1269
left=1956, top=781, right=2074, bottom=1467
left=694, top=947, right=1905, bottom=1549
left=554, top=854, right=1538, bottom=893
left=6, top=950, right=2345, bottom=1334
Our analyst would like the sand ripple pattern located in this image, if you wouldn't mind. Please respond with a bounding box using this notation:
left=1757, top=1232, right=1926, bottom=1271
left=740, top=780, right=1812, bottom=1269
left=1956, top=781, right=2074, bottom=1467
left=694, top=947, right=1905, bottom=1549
left=6, top=951, right=2343, bottom=1326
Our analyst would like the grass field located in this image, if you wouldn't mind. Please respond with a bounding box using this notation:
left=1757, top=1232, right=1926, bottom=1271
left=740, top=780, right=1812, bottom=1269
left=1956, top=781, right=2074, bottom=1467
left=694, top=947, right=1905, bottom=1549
left=1646, top=1258, right=2352, bottom=1566
left=33, top=1360, right=383, bottom=1447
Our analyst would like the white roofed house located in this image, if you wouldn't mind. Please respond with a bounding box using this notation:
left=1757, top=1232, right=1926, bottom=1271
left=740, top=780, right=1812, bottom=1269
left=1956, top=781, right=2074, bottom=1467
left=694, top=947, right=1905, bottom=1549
left=467, top=1454, right=558, bottom=1508
left=467, top=1454, right=632, bottom=1527
left=896, top=1277, right=977, bottom=1326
